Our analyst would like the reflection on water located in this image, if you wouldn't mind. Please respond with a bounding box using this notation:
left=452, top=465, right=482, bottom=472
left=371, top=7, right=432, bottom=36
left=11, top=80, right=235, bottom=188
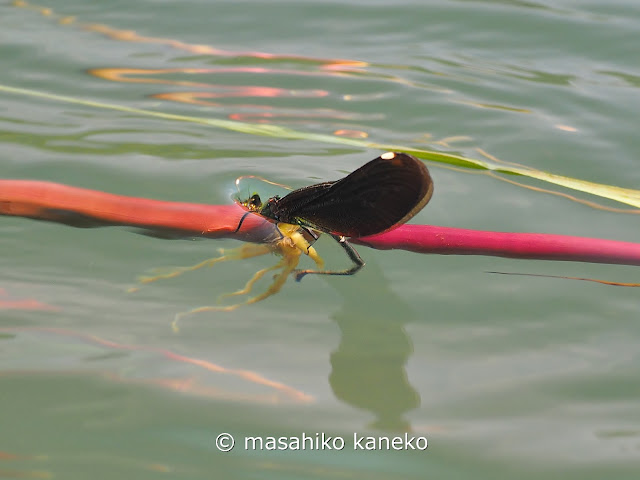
left=327, top=261, right=420, bottom=432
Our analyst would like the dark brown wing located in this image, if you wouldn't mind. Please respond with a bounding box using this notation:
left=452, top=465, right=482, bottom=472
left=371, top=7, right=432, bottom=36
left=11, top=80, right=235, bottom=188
left=276, top=152, right=433, bottom=237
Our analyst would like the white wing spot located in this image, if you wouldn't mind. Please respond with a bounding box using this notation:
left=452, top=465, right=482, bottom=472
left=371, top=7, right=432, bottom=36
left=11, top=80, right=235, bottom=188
left=381, top=152, right=395, bottom=160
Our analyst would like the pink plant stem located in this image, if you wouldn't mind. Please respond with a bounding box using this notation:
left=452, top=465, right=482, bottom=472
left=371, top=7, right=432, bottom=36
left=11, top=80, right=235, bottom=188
left=2, top=179, right=640, bottom=267
left=355, top=225, right=640, bottom=266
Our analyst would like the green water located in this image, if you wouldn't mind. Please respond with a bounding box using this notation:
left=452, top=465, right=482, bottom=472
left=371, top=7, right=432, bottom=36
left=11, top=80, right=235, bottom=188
left=1, top=0, right=640, bottom=478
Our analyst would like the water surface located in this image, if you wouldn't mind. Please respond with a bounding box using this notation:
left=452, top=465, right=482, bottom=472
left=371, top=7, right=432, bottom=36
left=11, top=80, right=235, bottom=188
left=1, top=0, right=639, bottom=478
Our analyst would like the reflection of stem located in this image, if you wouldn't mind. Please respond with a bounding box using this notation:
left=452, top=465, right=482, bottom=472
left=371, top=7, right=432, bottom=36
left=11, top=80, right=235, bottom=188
left=3, top=81, right=640, bottom=208
left=326, top=260, right=420, bottom=432
left=1, top=326, right=312, bottom=403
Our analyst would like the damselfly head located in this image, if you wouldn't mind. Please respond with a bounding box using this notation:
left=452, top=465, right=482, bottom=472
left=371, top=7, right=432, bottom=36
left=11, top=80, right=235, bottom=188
left=245, top=193, right=263, bottom=211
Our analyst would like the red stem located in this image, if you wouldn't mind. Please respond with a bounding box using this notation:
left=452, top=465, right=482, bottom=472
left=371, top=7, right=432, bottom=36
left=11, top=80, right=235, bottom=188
left=0, top=179, right=273, bottom=242
left=354, top=225, right=640, bottom=266
left=2, top=179, right=639, bottom=267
